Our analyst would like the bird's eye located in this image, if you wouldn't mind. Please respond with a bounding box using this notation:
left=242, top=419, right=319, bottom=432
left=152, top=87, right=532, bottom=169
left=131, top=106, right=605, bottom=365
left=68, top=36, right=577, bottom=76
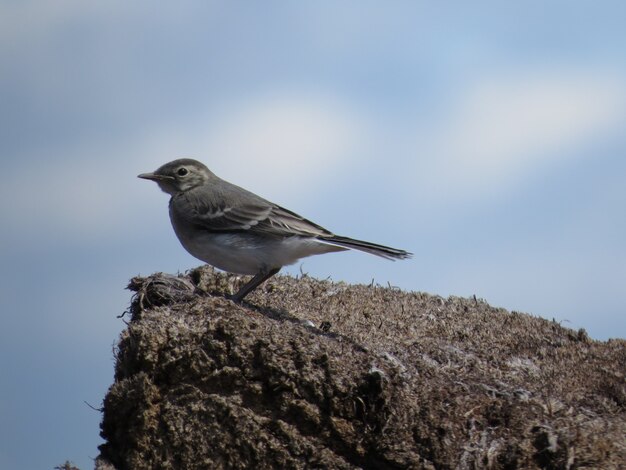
left=177, top=167, right=188, bottom=177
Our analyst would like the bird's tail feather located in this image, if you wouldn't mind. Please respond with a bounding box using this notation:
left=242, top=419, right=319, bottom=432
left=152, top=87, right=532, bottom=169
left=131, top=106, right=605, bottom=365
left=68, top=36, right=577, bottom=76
left=318, top=235, right=412, bottom=261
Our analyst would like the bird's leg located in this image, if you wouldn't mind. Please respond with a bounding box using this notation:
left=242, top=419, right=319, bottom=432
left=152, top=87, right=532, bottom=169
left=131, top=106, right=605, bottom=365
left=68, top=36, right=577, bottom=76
left=231, top=267, right=280, bottom=302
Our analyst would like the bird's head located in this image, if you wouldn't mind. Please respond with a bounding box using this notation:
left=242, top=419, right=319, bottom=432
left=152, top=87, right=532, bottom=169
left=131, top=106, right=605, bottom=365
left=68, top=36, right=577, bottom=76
left=138, top=158, right=214, bottom=195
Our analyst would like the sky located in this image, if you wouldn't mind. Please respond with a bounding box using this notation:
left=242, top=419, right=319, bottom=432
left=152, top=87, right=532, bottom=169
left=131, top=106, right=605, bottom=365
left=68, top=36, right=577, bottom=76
left=1, top=1, right=625, bottom=468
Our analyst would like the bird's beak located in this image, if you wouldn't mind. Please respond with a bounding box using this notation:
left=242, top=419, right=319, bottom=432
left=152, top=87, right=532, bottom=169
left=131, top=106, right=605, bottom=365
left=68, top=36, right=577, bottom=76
left=138, top=172, right=168, bottom=181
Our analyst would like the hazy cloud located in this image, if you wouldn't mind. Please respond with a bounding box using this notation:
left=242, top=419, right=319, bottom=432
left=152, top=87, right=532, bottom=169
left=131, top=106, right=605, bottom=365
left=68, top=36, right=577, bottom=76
left=407, top=69, right=626, bottom=204
left=1, top=91, right=366, bottom=241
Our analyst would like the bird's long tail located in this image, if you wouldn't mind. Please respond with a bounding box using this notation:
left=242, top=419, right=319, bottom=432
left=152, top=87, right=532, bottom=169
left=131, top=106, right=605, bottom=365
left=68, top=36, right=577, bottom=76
left=318, top=235, right=412, bottom=261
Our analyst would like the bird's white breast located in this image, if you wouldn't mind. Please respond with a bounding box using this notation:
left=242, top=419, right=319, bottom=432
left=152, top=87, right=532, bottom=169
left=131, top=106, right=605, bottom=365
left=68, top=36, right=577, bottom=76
left=170, top=221, right=344, bottom=275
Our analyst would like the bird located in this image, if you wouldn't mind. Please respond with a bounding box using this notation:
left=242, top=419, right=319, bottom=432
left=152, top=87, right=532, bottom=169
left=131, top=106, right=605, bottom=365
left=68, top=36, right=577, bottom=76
left=138, top=158, right=411, bottom=302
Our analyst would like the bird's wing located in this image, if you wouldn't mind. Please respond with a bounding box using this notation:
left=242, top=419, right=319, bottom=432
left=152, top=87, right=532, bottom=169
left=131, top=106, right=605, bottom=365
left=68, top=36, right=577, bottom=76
left=172, top=186, right=333, bottom=238
left=260, top=204, right=334, bottom=237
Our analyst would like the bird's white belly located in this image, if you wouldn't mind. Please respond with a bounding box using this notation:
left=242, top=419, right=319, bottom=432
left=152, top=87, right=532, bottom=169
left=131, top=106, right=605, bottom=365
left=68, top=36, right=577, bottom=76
left=172, top=227, right=344, bottom=275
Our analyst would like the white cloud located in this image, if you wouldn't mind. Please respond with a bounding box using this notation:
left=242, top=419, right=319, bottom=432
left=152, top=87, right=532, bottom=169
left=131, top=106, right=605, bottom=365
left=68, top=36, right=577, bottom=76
left=408, top=69, right=626, bottom=203
left=0, top=92, right=366, bottom=242
left=139, top=91, right=368, bottom=199
left=203, top=93, right=365, bottom=191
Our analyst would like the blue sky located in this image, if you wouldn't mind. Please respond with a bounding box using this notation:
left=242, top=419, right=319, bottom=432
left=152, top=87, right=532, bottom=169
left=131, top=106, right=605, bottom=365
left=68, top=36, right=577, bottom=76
left=1, top=2, right=625, bottom=468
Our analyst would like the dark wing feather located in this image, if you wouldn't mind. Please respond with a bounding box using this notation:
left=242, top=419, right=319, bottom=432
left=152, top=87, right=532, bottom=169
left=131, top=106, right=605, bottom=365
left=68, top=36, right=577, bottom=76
left=171, top=183, right=334, bottom=238
left=258, top=205, right=334, bottom=237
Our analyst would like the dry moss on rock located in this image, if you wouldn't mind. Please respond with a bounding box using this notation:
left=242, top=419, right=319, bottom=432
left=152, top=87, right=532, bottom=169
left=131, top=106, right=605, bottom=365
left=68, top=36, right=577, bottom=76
left=98, top=266, right=626, bottom=469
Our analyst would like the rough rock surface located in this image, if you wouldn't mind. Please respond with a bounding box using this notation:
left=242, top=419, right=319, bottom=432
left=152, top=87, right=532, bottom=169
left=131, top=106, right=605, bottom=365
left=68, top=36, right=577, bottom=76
left=97, top=266, right=626, bottom=469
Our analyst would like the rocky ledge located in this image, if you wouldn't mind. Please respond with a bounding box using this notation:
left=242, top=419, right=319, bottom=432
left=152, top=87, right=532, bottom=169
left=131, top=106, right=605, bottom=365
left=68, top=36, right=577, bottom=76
left=96, top=266, right=625, bottom=469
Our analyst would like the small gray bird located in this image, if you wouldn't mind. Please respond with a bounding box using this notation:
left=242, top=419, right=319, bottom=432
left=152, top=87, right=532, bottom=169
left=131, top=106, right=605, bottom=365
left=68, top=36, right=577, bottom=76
left=139, top=158, right=411, bottom=302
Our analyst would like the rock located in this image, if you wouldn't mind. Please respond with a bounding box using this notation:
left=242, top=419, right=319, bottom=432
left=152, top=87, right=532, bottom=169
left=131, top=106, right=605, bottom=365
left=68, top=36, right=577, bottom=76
left=97, top=266, right=626, bottom=469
